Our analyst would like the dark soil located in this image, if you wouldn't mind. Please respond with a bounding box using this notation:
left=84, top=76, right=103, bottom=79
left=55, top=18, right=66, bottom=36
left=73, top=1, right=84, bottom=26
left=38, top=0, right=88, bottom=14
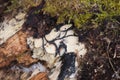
left=77, top=20, right=120, bottom=80
left=23, top=7, right=120, bottom=79
left=22, top=1, right=57, bottom=38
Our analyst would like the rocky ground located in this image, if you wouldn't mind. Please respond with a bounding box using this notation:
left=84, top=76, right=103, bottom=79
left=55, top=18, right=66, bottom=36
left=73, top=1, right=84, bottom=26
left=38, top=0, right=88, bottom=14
left=0, top=1, right=120, bottom=80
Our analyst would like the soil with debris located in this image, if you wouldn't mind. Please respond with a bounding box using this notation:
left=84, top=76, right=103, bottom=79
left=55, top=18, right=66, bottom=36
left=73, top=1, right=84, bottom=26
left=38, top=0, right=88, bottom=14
left=0, top=1, right=120, bottom=80
left=77, top=21, right=120, bottom=80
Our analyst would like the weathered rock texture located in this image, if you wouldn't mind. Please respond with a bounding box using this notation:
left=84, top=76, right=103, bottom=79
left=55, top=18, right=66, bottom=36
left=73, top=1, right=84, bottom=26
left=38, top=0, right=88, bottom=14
left=27, top=24, right=87, bottom=80
left=0, top=12, right=26, bottom=45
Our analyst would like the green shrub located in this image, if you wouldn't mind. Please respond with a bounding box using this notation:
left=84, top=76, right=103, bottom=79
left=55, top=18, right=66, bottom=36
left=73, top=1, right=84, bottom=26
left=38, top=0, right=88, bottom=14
left=43, top=0, right=120, bottom=28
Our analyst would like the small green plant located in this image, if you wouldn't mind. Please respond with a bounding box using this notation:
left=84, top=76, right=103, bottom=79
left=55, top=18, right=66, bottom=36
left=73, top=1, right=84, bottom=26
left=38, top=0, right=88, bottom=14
left=43, top=0, right=120, bottom=28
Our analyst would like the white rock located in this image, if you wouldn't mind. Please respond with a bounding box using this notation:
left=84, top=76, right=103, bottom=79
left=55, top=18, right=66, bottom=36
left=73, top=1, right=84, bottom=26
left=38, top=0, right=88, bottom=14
left=37, top=53, right=57, bottom=68
left=69, top=73, right=76, bottom=78
left=66, top=44, right=79, bottom=53
left=77, top=44, right=87, bottom=57
left=59, top=31, right=66, bottom=38
left=49, top=61, right=62, bottom=80
left=54, top=39, right=62, bottom=47
left=27, top=37, right=34, bottom=49
left=66, top=43, right=87, bottom=57
left=32, top=47, right=44, bottom=58
left=44, top=43, right=56, bottom=55
left=0, top=12, right=26, bottom=45
left=34, top=38, right=43, bottom=48
left=45, top=28, right=60, bottom=41
left=60, top=24, right=72, bottom=31
left=15, top=12, right=26, bottom=20
left=66, top=30, right=74, bottom=36
left=64, top=36, right=79, bottom=45
left=11, top=62, right=46, bottom=73
left=30, top=62, right=46, bottom=72
left=9, top=18, right=17, bottom=26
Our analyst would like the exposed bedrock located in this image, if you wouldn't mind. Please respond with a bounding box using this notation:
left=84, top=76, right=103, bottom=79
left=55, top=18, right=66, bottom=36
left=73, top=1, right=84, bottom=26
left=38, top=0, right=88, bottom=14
left=27, top=24, right=87, bottom=80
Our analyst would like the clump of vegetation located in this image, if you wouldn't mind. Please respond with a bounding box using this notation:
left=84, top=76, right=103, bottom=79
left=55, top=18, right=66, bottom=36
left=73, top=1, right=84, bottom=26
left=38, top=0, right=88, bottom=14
left=43, top=0, right=120, bottom=28
left=5, top=0, right=42, bottom=12
left=6, top=0, right=120, bottom=28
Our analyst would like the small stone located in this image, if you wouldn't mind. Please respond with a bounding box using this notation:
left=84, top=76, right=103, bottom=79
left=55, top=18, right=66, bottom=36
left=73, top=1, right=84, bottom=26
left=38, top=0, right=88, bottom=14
left=60, top=24, right=72, bottom=31
left=44, top=43, right=56, bottom=55
left=32, top=47, right=44, bottom=58
left=64, top=36, right=79, bottom=45
left=15, top=12, right=26, bottom=20
left=34, top=38, right=43, bottom=48
left=45, top=28, right=60, bottom=41
left=66, top=30, right=74, bottom=36
left=59, top=31, right=66, bottom=38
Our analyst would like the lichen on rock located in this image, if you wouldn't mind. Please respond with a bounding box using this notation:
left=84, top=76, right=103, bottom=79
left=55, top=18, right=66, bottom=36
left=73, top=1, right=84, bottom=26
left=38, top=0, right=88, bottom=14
left=27, top=24, right=87, bottom=80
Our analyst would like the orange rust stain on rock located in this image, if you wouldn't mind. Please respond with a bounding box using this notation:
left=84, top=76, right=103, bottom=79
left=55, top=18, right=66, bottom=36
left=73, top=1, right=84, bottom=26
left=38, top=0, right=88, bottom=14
left=17, top=53, right=38, bottom=66
left=0, top=31, right=29, bottom=67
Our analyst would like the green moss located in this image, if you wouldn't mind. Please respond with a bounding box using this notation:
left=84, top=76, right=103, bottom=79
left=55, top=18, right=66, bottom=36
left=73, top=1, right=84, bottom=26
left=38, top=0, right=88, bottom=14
left=6, top=0, right=120, bottom=29
left=5, top=0, right=42, bottom=12
left=43, top=0, right=120, bottom=28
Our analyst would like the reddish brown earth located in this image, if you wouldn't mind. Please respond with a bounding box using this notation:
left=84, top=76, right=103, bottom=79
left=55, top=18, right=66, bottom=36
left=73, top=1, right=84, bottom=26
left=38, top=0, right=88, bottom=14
left=0, top=31, right=37, bottom=68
